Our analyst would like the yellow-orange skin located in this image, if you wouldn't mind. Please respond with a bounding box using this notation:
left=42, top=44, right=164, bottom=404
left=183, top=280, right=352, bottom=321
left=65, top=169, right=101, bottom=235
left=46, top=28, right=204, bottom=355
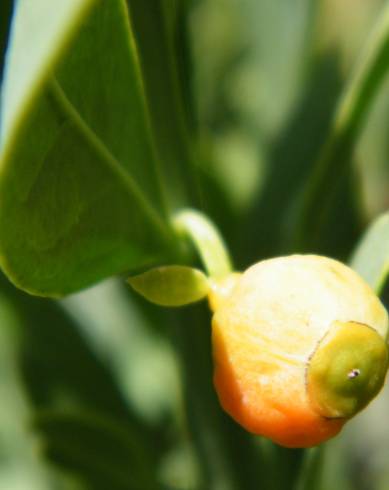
left=209, top=255, right=388, bottom=448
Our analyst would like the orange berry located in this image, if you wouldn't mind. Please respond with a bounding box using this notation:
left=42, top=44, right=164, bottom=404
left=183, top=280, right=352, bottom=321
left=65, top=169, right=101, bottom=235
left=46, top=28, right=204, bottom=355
left=209, top=255, right=389, bottom=448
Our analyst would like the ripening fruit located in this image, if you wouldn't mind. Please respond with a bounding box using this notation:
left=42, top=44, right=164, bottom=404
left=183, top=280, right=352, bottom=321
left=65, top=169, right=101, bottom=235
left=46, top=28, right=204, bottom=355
left=209, top=255, right=389, bottom=448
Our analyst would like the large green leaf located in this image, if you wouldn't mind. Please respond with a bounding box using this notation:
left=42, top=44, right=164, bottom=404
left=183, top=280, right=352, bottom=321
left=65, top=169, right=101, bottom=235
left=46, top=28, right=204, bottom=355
left=0, top=0, right=175, bottom=297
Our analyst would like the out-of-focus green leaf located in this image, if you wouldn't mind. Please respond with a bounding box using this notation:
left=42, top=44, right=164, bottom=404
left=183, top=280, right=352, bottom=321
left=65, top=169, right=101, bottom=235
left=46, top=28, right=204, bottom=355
left=35, top=411, right=159, bottom=490
left=127, top=0, right=199, bottom=208
left=172, top=304, right=266, bottom=490
left=0, top=0, right=175, bottom=297
left=0, top=0, right=14, bottom=89
left=0, top=291, right=53, bottom=489
left=0, top=273, right=162, bottom=488
left=295, top=448, right=324, bottom=490
left=61, top=279, right=196, bottom=488
left=128, top=265, right=209, bottom=307
left=303, top=165, right=364, bottom=259
left=61, top=279, right=181, bottom=424
left=350, top=212, right=389, bottom=293
left=293, top=4, right=389, bottom=252
left=228, top=0, right=318, bottom=138
left=191, top=0, right=317, bottom=140
left=244, top=52, right=344, bottom=262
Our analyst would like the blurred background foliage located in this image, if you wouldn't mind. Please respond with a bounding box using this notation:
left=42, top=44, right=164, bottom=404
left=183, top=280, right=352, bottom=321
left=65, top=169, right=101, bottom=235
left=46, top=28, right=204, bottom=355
left=2, top=0, right=389, bottom=489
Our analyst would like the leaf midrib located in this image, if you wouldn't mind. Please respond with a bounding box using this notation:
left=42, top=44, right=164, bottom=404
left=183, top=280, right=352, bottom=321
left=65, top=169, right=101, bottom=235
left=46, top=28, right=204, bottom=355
left=48, top=77, right=171, bottom=240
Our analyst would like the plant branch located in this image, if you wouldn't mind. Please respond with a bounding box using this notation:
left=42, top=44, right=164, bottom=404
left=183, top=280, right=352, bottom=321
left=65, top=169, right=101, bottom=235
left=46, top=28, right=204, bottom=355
left=173, top=209, right=233, bottom=279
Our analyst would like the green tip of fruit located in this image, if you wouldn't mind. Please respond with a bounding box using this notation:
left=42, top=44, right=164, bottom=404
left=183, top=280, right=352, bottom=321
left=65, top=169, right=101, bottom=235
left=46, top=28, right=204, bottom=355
left=307, top=321, right=389, bottom=419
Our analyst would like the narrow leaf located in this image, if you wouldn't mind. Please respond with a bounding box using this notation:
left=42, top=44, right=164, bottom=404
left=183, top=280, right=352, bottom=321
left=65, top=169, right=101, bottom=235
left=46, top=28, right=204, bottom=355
left=292, top=4, right=389, bottom=249
left=0, top=0, right=173, bottom=296
left=350, top=212, right=389, bottom=293
left=127, top=0, right=199, bottom=208
left=128, top=265, right=209, bottom=306
left=245, top=51, right=344, bottom=260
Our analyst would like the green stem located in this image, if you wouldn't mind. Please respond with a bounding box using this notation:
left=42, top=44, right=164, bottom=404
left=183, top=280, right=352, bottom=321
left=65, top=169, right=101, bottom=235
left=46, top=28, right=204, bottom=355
left=173, top=209, right=233, bottom=279
left=294, top=3, right=389, bottom=245
left=295, top=447, right=325, bottom=490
